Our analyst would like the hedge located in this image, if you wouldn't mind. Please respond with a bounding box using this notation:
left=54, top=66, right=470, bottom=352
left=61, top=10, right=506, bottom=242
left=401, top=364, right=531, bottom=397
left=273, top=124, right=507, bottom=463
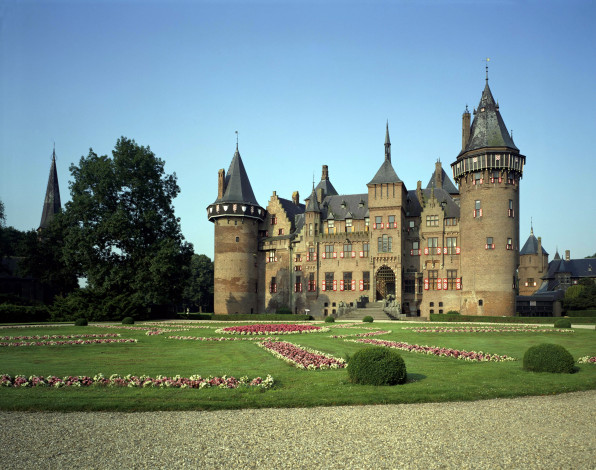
left=177, top=313, right=313, bottom=321
left=566, top=310, right=596, bottom=318
left=429, top=314, right=596, bottom=324
left=0, top=305, right=50, bottom=323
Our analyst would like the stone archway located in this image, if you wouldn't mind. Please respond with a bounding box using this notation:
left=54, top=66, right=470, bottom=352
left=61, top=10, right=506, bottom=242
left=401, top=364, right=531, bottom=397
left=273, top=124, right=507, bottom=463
left=376, top=265, right=396, bottom=300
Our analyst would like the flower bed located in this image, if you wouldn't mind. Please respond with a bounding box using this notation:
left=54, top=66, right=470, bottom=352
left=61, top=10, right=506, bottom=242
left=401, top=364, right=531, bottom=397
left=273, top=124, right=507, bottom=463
left=330, top=330, right=391, bottom=338
left=257, top=341, right=346, bottom=369
left=0, top=324, right=69, bottom=330
left=0, top=373, right=274, bottom=389
left=401, top=326, right=574, bottom=334
left=168, top=335, right=279, bottom=342
left=141, top=322, right=210, bottom=329
left=0, top=333, right=121, bottom=341
left=215, top=324, right=328, bottom=335
left=578, top=356, right=596, bottom=364
left=345, top=338, right=515, bottom=362
left=145, top=329, right=189, bottom=336
left=0, top=338, right=137, bottom=347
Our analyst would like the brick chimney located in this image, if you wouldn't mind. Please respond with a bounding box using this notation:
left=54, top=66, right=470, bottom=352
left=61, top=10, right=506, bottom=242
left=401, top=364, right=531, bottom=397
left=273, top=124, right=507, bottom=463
left=538, top=237, right=543, bottom=272
left=435, top=160, right=442, bottom=189
left=321, top=165, right=329, bottom=181
left=217, top=169, right=226, bottom=199
left=292, top=191, right=300, bottom=205
left=462, top=106, right=471, bottom=151
left=416, top=180, right=423, bottom=206
left=565, top=250, right=570, bottom=261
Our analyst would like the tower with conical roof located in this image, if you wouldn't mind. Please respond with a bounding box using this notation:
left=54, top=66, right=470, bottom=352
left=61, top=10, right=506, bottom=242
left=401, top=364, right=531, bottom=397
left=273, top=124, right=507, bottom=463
left=207, top=141, right=265, bottom=314
left=519, top=225, right=549, bottom=295
left=451, top=74, right=526, bottom=315
left=39, top=146, right=62, bottom=231
left=367, top=123, right=407, bottom=302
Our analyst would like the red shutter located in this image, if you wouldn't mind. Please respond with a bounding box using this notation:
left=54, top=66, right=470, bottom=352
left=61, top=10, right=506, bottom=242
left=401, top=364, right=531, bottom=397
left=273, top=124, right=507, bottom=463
left=456, top=247, right=461, bottom=255
left=456, top=278, right=461, bottom=290
left=424, top=247, right=429, bottom=255
left=485, top=244, right=489, bottom=250
left=474, top=209, right=477, bottom=218
left=333, top=252, right=337, bottom=259
left=436, top=247, right=441, bottom=255
left=340, top=252, right=344, bottom=258
left=322, top=253, right=326, bottom=259
left=333, top=280, right=337, bottom=291
left=359, top=280, right=364, bottom=291
left=340, top=280, right=344, bottom=291
left=424, top=279, right=429, bottom=290
left=322, top=280, right=326, bottom=291
left=480, top=178, right=483, bottom=184
left=313, top=254, right=317, bottom=261
left=373, top=223, right=377, bottom=229
left=352, top=280, right=356, bottom=291
left=274, top=257, right=278, bottom=262
left=359, top=251, right=364, bottom=258
left=443, top=278, right=448, bottom=290
left=498, top=177, right=502, bottom=183
left=443, top=247, right=448, bottom=255
left=437, top=279, right=442, bottom=290
left=352, top=251, right=356, bottom=258
left=410, top=249, right=413, bottom=256
left=492, top=244, right=495, bottom=249
left=418, top=249, right=422, bottom=256
left=479, top=209, right=483, bottom=217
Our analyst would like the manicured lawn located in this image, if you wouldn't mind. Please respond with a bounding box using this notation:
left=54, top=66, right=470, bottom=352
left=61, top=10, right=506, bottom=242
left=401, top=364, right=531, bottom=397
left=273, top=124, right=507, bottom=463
left=1, top=321, right=595, bottom=411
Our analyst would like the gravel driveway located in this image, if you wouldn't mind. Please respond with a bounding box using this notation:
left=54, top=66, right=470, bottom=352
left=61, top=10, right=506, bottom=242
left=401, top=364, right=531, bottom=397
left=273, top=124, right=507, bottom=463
left=2, top=390, right=595, bottom=469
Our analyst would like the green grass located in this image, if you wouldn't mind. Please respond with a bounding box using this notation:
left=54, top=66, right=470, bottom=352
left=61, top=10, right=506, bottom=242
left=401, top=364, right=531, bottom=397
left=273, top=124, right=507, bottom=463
left=1, top=321, right=595, bottom=411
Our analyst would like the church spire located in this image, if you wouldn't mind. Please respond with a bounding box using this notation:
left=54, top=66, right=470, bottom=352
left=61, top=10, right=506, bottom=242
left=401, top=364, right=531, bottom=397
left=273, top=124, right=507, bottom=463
left=39, top=146, right=62, bottom=230
left=384, top=120, right=391, bottom=162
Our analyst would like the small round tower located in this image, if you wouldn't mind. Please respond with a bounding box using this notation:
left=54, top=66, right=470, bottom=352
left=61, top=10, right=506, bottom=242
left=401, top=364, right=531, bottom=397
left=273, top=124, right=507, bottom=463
left=451, top=78, right=526, bottom=316
left=207, top=143, right=265, bottom=314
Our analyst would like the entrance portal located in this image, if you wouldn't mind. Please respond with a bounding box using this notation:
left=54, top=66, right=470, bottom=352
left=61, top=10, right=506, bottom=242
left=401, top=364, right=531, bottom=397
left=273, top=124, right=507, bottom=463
left=376, top=265, right=396, bottom=300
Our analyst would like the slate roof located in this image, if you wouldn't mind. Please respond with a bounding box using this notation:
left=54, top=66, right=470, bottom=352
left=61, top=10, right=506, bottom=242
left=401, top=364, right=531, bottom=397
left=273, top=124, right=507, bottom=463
left=405, top=188, right=460, bottom=219
left=542, top=258, right=596, bottom=290
left=368, top=159, right=402, bottom=185
left=320, top=194, right=368, bottom=220
left=315, top=178, right=338, bottom=197
left=425, top=167, right=459, bottom=195
left=39, top=149, right=61, bottom=230
left=305, top=187, right=321, bottom=213
left=520, top=232, right=549, bottom=256
left=460, top=82, right=518, bottom=156
left=278, top=197, right=305, bottom=219
left=216, top=147, right=260, bottom=206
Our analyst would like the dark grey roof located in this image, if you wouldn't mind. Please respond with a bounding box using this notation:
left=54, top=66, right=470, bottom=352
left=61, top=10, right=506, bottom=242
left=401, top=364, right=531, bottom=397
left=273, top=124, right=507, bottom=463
left=217, top=147, right=260, bottom=206
left=368, top=159, right=401, bottom=185
left=321, top=194, right=368, bottom=220
left=305, top=187, right=321, bottom=213
left=425, top=167, right=459, bottom=195
left=315, top=179, right=338, bottom=197
left=520, top=232, right=549, bottom=256
left=543, top=258, right=596, bottom=290
left=39, top=150, right=61, bottom=230
left=278, top=197, right=305, bottom=219
left=460, top=82, right=518, bottom=155
left=405, top=188, right=460, bottom=219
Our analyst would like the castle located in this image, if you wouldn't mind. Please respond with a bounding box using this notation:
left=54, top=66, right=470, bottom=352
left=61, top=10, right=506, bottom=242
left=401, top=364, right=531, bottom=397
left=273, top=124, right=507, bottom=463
left=207, top=77, right=527, bottom=317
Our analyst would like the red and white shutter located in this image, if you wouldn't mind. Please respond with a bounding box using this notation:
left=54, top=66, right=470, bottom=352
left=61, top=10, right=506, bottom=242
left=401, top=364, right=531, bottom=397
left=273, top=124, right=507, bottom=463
left=424, top=278, right=429, bottom=290
left=352, top=280, right=356, bottom=291
left=437, top=279, right=442, bottom=290
left=436, top=247, right=441, bottom=255
left=352, top=251, right=356, bottom=258
left=359, top=280, right=364, bottom=291
left=322, top=280, right=326, bottom=291
left=443, top=247, right=448, bottom=255
left=443, top=278, right=448, bottom=290
left=340, top=252, right=344, bottom=258
left=333, top=280, right=337, bottom=291
left=456, top=278, right=461, bottom=290
left=340, top=280, right=344, bottom=291
left=424, top=247, right=429, bottom=255
left=359, top=251, right=364, bottom=258
left=455, top=247, right=461, bottom=255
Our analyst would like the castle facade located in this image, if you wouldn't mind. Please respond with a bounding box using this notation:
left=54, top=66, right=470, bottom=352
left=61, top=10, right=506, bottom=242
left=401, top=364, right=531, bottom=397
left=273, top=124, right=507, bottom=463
left=207, top=78, right=526, bottom=317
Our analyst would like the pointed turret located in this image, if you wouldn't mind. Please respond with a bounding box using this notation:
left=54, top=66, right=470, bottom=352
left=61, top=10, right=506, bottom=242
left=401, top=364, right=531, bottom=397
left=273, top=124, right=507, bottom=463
left=305, top=184, right=321, bottom=213
left=368, top=123, right=401, bottom=185
left=384, top=120, right=391, bottom=162
left=39, top=146, right=61, bottom=230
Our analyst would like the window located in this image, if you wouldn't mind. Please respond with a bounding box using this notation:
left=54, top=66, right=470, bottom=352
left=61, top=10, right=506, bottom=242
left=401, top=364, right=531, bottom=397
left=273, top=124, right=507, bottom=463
left=363, top=271, right=370, bottom=291
left=343, top=243, right=352, bottom=258
left=445, top=218, right=457, bottom=226
left=525, top=278, right=536, bottom=287
left=309, top=223, right=313, bottom=236
left=362, top=242, right=369, bottom=258
left=295, top=253, right=302, bottom=262
left=446, top=237, right=457, bottom=255
left=235, top=237, right=240, bottom=242
left=412, top=241, right=419, bottom=254
left=447, top=270, right=457, bottom=290
left=378, top=235, right=392, bottom=252
left=325, top=245, right=334, bottom=258
left=295, top=275, right=302, bottom=293
left=427, top=237, right=438, bottom=248
left=343, top=272, right=352, bottom=291
left=269, top=277, right=277, bottom=293
left=474, top=171, right=483, bottom=184
left=429, top=270, right=438, bottom=290
left=375, top=216, right=382, bottom=229
left=365, top=218, right=370, bottom=231
left=345, top=218, right=353, bottom=233
left=508, top=199, right=514, bottom=217
left=478, top=299, right=483, bottom=307
left=327, top=220, right=334, bottom=233
left=491, top=170, right=500, bottom=183
left=270, top=215, right=277, bottom=225
left=308, top=272, right=316, bottom=292
left=268, top=251, right=276, bottom=262
left=426, top=215, right=439, bottom=227
left=507, top=172, right=514, bottom=184
left=507, top=237, right=513, bottom=250
left=308, top=246, right=315, bottom=261
left=324, top=272, right=334, bottom=291
left=474, top=200, right=482, bottom=218
left=278, top=228, right=284, bottom=236
left=388, top=215, right=395, bottom=228
left=404, top=275, right=415, bottom=294
left=486, top=237, right=494, bottom=250
left=409, top=220, right=415, bottom=229
left=314, top=223, right=318, bottom=235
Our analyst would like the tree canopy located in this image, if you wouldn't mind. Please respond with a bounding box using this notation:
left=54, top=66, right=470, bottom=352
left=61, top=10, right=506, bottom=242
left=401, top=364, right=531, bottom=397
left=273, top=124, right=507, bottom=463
left=183, top=254, right=214, bottom=313
left=61, top=137, right=192, bottom=318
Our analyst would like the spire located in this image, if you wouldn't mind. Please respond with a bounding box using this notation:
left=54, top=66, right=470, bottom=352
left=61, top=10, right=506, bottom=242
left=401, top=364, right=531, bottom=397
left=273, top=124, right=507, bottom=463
left=39, top=146, right=61, bottom=230
left=305, top=182, right=321, bottom=213
left=384, top=120, right=391, bottom=162
left=216, top=142, right=260, bottom=205
left=530, top=217, right=533, bottom=236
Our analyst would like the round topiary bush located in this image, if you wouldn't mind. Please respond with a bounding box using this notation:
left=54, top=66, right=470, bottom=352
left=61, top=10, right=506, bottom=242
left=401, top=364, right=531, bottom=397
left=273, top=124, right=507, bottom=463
left=554, top=318, right=572, bottom=328
left=122, top=316, right=135, bottom=325
left=523, top=343, right=575, bottom=373
left=74, top=318, right=88, bottom=326
left=362, top=316, right=374, bottom=323
left=324, top=316, right=335, bottom=323
left=348, top=346, right=407, bottom=385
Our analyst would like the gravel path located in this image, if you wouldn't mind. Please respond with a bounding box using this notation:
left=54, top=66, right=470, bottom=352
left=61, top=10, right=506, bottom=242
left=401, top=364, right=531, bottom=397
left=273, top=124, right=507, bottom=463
left=2, top=390, right=595, bottom=469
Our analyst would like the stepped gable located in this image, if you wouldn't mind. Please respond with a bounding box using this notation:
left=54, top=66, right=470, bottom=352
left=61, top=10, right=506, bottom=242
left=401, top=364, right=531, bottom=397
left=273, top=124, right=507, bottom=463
left=39, top=147, right=62, bottom=230
left=460, top=81, right=518, bottom=155
left=217, top=145, right=260, bottom=205
left=321, top=194, right=368, bottom=220
left=406, top=189, right=460, bottom=218
left=278, top=197, right=305, bottom=234
left=520, top=231, right=549, bottom=256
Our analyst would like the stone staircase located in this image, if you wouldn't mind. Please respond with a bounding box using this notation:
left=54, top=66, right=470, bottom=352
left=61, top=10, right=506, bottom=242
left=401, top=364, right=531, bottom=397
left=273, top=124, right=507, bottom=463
left=340, top=302, right=396, bottom=321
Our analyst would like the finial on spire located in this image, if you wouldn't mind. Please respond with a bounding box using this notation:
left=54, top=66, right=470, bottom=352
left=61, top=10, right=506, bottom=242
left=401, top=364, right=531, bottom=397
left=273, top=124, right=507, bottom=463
left=384, top=121, right=391, bottom=162
left=235, top=130, right=239, bottom=151
left=530, top=217, right=533, bottom=235
left=485, top=57, right=490, bottom=82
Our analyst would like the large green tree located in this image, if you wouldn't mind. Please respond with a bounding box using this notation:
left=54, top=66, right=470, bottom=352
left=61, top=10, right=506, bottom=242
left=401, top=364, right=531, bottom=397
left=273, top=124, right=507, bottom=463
left=183, top=254, right=214, bottom=313
left=62, top=137, right=192, bottom=318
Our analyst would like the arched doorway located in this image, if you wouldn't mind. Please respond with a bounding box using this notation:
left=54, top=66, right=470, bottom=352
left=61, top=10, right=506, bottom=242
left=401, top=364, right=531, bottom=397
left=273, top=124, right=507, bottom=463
left=376, top=265, right=396, bottom=300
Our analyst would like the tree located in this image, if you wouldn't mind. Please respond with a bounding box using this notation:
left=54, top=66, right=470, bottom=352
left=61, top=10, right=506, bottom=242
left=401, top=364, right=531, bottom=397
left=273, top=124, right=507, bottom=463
left=61, top=137, right=192, bottom=319
left=183, top=254, right=214, bottom=312
left=0, top=199, right=5, bottom=227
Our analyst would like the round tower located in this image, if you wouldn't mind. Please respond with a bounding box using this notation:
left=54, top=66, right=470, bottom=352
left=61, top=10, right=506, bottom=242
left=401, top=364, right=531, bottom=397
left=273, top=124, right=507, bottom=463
left=207, top=143, right=265, bottom=314
left=451, top=78, right=526, bottom=316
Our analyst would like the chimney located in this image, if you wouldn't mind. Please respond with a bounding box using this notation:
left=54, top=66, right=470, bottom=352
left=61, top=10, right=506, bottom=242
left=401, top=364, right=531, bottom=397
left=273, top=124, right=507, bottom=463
left=462, top=107, right=471, bottom=151
left=538, top=237, right=543, bottom=272
left=316, top=188, right=324, bottom=204
left=416, top=180, right=422, bottom=206
left=292, top=191, right=299, bottom=205
left=435, top=160, right=442, bottom=189
left=217, top=169, right=226, bottom=199
left=321, top=165, right=329, bottom=181
left=565, top=250, right=570, bottom=261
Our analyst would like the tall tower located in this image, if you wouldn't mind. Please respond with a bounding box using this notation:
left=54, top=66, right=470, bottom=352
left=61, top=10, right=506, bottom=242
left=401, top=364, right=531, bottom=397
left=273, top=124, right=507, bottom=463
left=207, top=142, right=265, bottom=314
left=39, top=146, right=62, bottom=231
left=451, top=77, right=525, bottom=316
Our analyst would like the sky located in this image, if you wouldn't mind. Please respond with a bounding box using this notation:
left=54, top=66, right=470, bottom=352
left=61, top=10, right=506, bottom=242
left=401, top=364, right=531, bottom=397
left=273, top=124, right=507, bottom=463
left=1, top=0, right=595, bottom=260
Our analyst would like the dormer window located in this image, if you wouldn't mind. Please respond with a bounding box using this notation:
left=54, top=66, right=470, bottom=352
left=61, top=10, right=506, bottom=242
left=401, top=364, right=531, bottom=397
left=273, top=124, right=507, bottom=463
left=345, top=218, right=353, bottom=233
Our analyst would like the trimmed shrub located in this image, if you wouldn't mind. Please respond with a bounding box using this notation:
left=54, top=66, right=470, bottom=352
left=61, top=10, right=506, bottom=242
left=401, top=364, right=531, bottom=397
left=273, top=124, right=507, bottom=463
left=567, top=310, right=596, bottom=317
left=554, top=318, right=571, bottom=328
left=324, top=316, right=335, bottom=323
left=446, top=310, right=460, bottom=315
left=276, top=306, right=292, bottom=315
left=348, top=347, right=407, bottom=385
left=362, top=316, right=374, bottom=323
left=122, top=316, right=135, bottom=325
left=523, top=343, right=575, bottom=374
left=0, top=305, right=50, bottom=323
left=74, top=318, right=88, bottom=326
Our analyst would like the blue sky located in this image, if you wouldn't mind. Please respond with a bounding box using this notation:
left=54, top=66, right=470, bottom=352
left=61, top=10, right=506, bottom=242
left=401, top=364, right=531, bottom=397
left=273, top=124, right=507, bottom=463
left=1, top=0, right=595, bottom=260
